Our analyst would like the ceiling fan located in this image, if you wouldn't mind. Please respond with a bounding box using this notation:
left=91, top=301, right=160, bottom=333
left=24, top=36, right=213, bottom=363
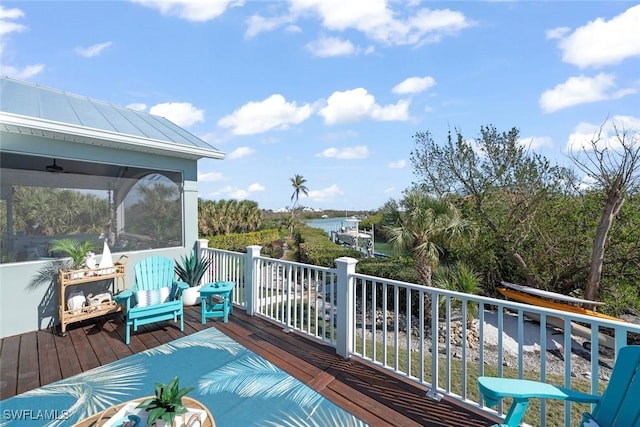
left=45, top=158, right=64, bottom=173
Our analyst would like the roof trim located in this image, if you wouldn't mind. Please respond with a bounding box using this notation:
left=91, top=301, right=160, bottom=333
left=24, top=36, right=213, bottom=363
left=0, top=111, right=225, bottom=161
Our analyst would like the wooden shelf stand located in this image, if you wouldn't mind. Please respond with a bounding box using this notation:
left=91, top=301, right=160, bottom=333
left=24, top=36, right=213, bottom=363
left=58, top=264, right=126, bottom=335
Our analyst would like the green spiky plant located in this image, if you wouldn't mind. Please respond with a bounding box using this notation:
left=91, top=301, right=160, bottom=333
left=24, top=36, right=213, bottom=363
left=49, top=238, right=98, bottom=269
left=136, top=376, right=195, bottom=426
left=174, top=250, right=212, bottom=287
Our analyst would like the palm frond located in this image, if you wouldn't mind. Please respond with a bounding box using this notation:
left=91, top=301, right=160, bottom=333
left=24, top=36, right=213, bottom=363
left=199, top=355, right=322, bottom=407
left=143, top=328, right=243, bottom=356
left=28, top=260, right=70, bottom=290
left=20, top=360, right=146, bottom=421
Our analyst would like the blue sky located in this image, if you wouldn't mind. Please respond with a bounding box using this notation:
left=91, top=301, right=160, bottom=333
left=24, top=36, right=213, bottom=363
left=1, top=1, right=638, bottom=211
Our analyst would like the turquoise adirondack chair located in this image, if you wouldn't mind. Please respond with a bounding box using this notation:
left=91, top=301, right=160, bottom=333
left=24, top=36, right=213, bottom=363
left=115, top=256, right=188, bottom=344
left=477, top=345, right=640, bottom=427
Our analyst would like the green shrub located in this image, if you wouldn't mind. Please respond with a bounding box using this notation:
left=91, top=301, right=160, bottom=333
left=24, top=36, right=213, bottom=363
left=207, top=229, right=281, bottom=252
left=357, top=256, right=418, bottom=283
left=295, top=225, right=363, bottom=267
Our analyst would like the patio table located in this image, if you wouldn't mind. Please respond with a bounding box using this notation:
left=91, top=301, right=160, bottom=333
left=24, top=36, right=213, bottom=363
left=200, top=281, right=234, bottom=324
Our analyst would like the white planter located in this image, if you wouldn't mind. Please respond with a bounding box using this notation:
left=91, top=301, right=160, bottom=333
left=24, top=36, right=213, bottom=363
left=182, top=285, right=202, bottom=306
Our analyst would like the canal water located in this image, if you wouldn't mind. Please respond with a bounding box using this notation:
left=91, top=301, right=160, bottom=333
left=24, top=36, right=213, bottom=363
left=306, top=217, right=390, bottom=257
left=305, top=217, right=355, bottom=235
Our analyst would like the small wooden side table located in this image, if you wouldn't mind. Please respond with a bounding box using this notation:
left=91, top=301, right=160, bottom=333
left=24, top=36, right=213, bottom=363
left=73, top=396, right=215, bottom=426
left=199, top=281, right=234, bottom=324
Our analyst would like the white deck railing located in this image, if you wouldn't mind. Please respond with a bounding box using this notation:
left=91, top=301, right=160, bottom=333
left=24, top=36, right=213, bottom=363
left=200, top=244, right=640, bottom=427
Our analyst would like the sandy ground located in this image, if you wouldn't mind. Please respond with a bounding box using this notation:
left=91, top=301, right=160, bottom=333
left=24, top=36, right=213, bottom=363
left=473, top=309, right=615, bottom=380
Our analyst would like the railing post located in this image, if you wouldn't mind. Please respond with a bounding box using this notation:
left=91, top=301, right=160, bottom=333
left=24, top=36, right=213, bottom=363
left=245, top=245, right=262, bottom=316
left=196, top=238, right=209, bottom=251
left=335, top=256, right=358, bottom=359
left=196, top=239, right=211, bottom=282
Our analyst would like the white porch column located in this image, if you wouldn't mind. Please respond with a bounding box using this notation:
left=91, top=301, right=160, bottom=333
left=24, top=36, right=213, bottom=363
left=195, top=238, right=209, bottom=251
left=335, top=256, right=358, bottom=359
left=245, top=245, right=262, bottom=316
left=195, top=239, right=211, bottom=282
left=182, top=180, right=199, bottom=247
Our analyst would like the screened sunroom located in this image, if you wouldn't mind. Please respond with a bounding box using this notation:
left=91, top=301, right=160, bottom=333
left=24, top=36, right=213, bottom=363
left=0, top=76, right=224, bottom=338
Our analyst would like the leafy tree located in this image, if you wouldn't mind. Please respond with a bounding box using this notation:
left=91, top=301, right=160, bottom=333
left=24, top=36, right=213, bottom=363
left=382, top=190, right=476, bottom=286
left=11, top=186, right=109, bottom=237
left=197, top=199, right=262, bottom=236
left=567, top=120, right=640, bottom=301
left=126, top=182, right=181, bottom=246
left=410, top=125, right=574, bottom=287
left=599, top=194, right=640, bottom=315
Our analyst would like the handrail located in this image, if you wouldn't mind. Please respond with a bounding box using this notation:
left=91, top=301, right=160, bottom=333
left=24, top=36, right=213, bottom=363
left=200, top=245, right=640, bottom=427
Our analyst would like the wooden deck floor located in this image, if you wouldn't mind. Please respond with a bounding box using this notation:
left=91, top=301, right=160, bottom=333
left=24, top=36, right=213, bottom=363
left=0, top=306, right=500, bottom=426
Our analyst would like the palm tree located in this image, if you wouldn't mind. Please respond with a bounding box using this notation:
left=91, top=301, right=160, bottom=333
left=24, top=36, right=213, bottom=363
left=383, top=190, right=476, bottom=286
left=289, top=174, right=309, bottom=217
left=432, top=261, right=481, bottom=323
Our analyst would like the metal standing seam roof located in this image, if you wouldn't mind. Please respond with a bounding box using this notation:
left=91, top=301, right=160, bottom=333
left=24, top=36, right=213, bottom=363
left=0, top=76, right=225, bottom=160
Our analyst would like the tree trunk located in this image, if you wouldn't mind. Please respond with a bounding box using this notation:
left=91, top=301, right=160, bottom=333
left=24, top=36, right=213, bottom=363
left=584, top=177, right=625, bottom=303
left=416, top=255, right=432, bottom=287
left=507, top=249, right=538, bottom=287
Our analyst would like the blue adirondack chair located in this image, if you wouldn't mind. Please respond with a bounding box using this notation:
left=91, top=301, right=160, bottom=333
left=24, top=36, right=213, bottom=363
left=114, top=256, right=188, bottom=344
left=478, top=345, right=640, bottom=427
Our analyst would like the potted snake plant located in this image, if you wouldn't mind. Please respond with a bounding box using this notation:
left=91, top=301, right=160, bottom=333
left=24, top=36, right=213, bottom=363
left=174, top=250, right=212, bottom=306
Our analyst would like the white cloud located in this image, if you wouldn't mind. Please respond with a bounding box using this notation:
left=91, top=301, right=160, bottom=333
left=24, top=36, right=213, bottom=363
left=384, top=187, right=395, bottom=193
left=248, top=0, right=472, bottom=46
left=319, top=88, right=410, bottom=125
left=554, top=4, right=640, bottom=68
left=392, top=76, right=436, bottom=95
left=149, top=102, right=205, bottom=127
left=198, top=171, right=226, bottom=182
left=308, top=184, right=343, bottom=202
left=285, top=25, right=302, bottom=34
left=388, top=160, right=406, bottom=168
left=539, top=73, right=635, bottom=113
left=0, top=5, right=25, bottom=49
left=545, top=26, right=570, bottom=40
left=566, top=115, right=640, bottom=152
left=246, top=14, right=294, bottom=38
left=210, top=182, right=264, bottom=200
left=132, top=0, right=244, bottom=22
left=0, top=5, right=24, bottom=21
left=306, top=36, right=355, bottom=57
left=247, top=182, right=265, bottom=192
left=518, top=136, right=553, bottom=150
left=578, top=174, right=598, bottom=191
left=0, top=5, right=43, bottom=77
left=0, top=64, right=44, bottom=79
left=218, top=94, right=312, bottom=135
left=315, top=145, right=369, bottom=159
left=75, top=41, right=112, bottom=58
left=227, top=146, right=255, bottom=159
left=126, top=103, right=147, bottom=111
left=228, top=188, right=250, bottom=199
